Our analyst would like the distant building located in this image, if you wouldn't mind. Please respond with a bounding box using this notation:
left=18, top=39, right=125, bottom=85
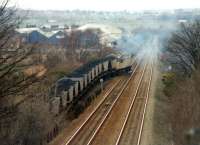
left=41, top=25, right=51, bottom=32
left=64, top=24, right=70, bottom=29
left=48, top=31, right=65, bottom=45
left=79, top=29, right=100, bottom=49
left=71, top=24, right=79, bottom=29
left=27, top=31, right=48, bottom=44
left=16, top=27, right=67, bottom=46
left=15, top=24, right=107, bottom=48
left=47, top=19, right=56, bottom=23
left=16, top=28, right=47, bottom=44
left=51, top=25, right=59, bottom=30
left=178, top=19, right=188, bottom=24
left=26, top=24, right=37, bottom=28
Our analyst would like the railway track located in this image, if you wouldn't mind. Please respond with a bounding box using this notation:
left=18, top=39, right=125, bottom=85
left=88, top=61, right=148, bottom=145
left=64, top=63, right=140, bottom=145
left=114, top=59, right=153, bottom=145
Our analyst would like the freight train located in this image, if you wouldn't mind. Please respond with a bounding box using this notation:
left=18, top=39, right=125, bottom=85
left=49, top=55, right=134, bottom=115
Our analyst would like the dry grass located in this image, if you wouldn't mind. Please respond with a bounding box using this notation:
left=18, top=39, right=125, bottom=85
left=154, top=68, right=200, bottom=145
left=24, top=64, right=47, bottom=77
left=152, top=70, right=173, bottom=145
left=168, top=71, right=200, bottom=145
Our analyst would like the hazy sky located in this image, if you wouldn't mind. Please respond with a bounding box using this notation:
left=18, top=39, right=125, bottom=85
left=11, top=0, right=200, bottom=11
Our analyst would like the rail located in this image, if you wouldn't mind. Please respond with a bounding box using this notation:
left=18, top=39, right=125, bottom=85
left=64, top=62, right=139, bottom=145
left=115, top=59, right=153, bottom=145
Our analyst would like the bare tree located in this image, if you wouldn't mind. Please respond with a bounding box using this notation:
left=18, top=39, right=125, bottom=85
left=16, top=100, right=53, bottom=145
left=0, top=98, right=54, bottom=145
left=0, top=0, right=40, bottom=102
left=0, top=2, right=45, bottom=141
left=163, top=20, right=200, bottom=145
left=166, top=20, right=200, bottom=75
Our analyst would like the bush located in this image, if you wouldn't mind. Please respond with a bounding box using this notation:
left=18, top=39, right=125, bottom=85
left=162, top=72, right=175, bottom=86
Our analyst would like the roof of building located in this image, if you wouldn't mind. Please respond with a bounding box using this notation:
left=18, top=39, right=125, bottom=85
left=16, top=28, right=61, bottom=38
left=16, top=28, right=40, bottom=34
